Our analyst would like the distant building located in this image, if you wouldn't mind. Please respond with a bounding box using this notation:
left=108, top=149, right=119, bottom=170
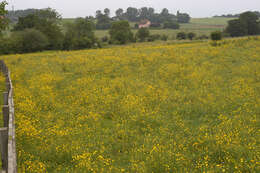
left=138, top=19, right=151, bottom=28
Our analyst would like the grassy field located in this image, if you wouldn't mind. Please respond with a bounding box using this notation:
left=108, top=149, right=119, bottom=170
left=62, top=17, right=235, bottom=39
left=1, top=37, right=259, bottom=172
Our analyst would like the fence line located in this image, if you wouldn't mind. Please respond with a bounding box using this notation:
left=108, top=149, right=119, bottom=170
left=0, top=60, right=17, bottom=173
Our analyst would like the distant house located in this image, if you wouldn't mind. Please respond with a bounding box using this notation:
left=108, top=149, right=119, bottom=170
left=138, top=20, right=151, bottom=28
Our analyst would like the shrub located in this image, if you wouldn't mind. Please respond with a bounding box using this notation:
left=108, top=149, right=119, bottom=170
left=187, top=32, right=196, bottom=40
left=134, top=23, right=139, bottom=29
left=211, top=31, right=222, bottom=41
left=198, top=35, right=209, bottom=40
left=10, top=29, right=49, bottom=53
left=177, top=32, right=187, bottom=40
left=147, top=34, right=161, bottom=42
left=109, top=20, right=134, bottom=44
left=163, top=21, right=180, bottom=29
left=161, top=34, right=168, bottom=41
left=0, top=37, right=13, bottom=55
left=136, top=27, right=150, bottom=42
left=101, top=36, right=109, bottom=42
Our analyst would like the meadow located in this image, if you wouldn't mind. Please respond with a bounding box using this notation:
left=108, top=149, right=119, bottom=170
left=0, top=37, right=259, bottom=172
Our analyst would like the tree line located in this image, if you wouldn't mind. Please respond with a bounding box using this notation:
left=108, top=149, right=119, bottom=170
left=214, top=11, right=260, bottom=18
left=6, top=7, right=191, bottom=30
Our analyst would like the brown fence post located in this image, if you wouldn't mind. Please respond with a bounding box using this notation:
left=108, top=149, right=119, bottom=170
left=0, top=127, right=8, bottom=171
left=2, top=105, right=9, bottom=128
left=3, top=92, right=8, bottom=106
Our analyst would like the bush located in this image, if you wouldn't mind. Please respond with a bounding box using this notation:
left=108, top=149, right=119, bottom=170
left=187, top=32, right=196, bottom=40
left=0, top=37, right=13, bottom=55
left=147, top=34, right=161, bottom=42
left=163, top=21, right=180, bottom=29
left=198, top=35, right=209, bottom=40
left=161, top=34, right=168, bottom=41
left=177, top=32, right=187, bottom=40
left=150, top=23, right=161, bottom=28
left=109, top=20, right=134, bottom=44
left=101, top=36, right=109, bottom=42
left=211, top=31, right=222, bottom=41
left=10, top=29, right=49, bottom=53
left=136, top=27, right=150, bottom=42
left=134, top=23, right=139, bottom=29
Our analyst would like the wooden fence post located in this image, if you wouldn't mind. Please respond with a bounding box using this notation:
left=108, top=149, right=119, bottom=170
left=0, top=127, right=8, bottom=171
left=3, top=92, right=8, bottom=106
left=2, top=105, right=9, bottom=128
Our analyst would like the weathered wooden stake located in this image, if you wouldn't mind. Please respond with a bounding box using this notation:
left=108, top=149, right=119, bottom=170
left=2, top=106, right=9, bottom=128
left=3, top=92, right=8, bottom=106
left=0, top=127, right=8, bottom=171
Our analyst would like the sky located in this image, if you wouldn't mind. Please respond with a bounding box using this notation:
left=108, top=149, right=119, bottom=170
left=4, top=0, right=260, bottom=18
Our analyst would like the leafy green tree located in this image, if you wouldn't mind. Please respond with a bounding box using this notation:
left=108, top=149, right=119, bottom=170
left=96, top=10, right=102, bottom=18
left=115, top=8, right=124, bottom=20
left=96, top=14, right=111, bottom=29
left=104, top=8, right=110, bottom=17
left=109, top=20, right=134, bottom=44
left=226, top=11, right=260, bottom=37
left=13, top=8, right=64, bottom=49
left=0, top=1, right=8, bottom=35
left=161, top=8, right=169, bottom=17
left=226, top=19, right=247, bottom=37
left=96, top=10, right=111, bottom=30
left=11, top=29, right=49, bottom=53
left=139, top=7, right=149, bottom=20
left=12, top=14, right=39, bottom=31
left=136, top=27, right=150, bottom=42
left=240, top=11, right=260, bottom=35
left=177, top=11, right=191, bottom=23
left=125, top=7, right=139, bottom=22
left=63, top=18, right=96, bottom=50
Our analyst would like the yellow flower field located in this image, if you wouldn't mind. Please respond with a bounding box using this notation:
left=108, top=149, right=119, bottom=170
left=1, top=38, right=260, bottom=172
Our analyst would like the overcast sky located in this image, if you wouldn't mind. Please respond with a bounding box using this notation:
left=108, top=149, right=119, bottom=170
left=5, top=0, right=260, bottom=18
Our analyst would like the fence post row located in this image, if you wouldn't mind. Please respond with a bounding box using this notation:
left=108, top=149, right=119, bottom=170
left=0, top=60, right=17, bottom=173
